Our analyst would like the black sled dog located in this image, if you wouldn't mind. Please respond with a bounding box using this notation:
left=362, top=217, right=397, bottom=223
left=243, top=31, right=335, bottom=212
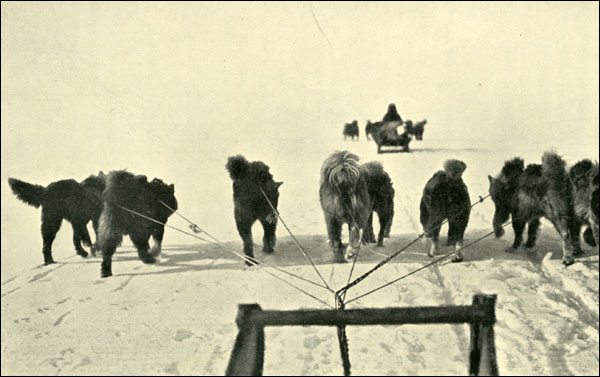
left=568, top=159, right=599, bottom=247
left=419, top=160, right=471, bottom=262
left=343, top=120, right=359, bottom=141
left=97, top=170, right=177, bottom=277
left=319, top=151, right=395, bottom=262
left=8, top=172, right=106, bottom=265
left=226, top=155, right=283, bottom=265
left=488, top=151, right=583, bottom=266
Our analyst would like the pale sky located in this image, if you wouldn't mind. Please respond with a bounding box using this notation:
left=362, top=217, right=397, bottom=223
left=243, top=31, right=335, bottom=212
left=2, top=2, right=598, bottom=163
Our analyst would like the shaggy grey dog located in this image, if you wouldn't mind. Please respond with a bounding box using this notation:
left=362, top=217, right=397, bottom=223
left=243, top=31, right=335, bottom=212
left=320, top=151, right=394, bottom=262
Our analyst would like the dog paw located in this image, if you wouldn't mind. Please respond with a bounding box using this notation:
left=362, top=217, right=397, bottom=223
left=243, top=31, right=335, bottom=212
left=101, top=270, right=112, bottom=278
left=262, top=247, right=274, bottom=254
left=148, top=248, right=161, bottom=258
left=44, top=259, right=56, bottom=265
left=561, top=256, right=575, bottom=266
left=140, top=255, right=156, bottom=264
left=573, top=247, right=585, bottom=257
left=451, top=254, right=463, bottom=263
left=77, top=250, right=89, bottom=258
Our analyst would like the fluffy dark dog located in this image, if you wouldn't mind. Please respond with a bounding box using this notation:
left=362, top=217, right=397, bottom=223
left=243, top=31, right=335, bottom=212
left=8, top=172, right=106, bottom=265
left=226, top=155, right=283, bottom=265
left=412, top=120, right=427, bottom=140
left=320, top=151, right=395, bottom=262
left=361, top=161, right=395, bottom=245
left=420, top=160, right=471, bottom=262
left=365, top=120, right=382, bottom=141
left=98, top=171, right=177, bottom=277
left=488, top=151, right=582, bottom=265
left=343, top=120, right=359, bottom=141
left=568, top=159, right=599, bottom=247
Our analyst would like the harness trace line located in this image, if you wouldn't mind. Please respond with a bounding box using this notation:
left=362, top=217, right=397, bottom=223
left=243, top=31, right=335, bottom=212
left=340, top=199, right=375, bottom=302
left=160, top=200, right=208, bottom=236
left=104, top=199, right=333, bottom=308
left=337, top=193, right=492, bottom=297
left=344, top=220, right=513, bottom=305
left=258, top=186, right=334, bottom=293
left=335, top=295, right=352, bottom=376
left=156, top=201, right=332, bottom=292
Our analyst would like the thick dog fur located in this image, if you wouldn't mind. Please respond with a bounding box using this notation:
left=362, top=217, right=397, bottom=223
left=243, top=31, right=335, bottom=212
left=343, top=120, right=359, bottom=141
left=8, top=172, right=106, bottom=265
left=97, top=170, right=177, bottom=277
left=319, top=151, right=395, bottom=262
left=419, top=159, right=470, bottom=262
left=226, top=155, right=283, bottom=265
left=412, top=120, right=427, bottom=140
left=488, top=151, right=582, bottom=266
left=568, top=159, right=599, bottom=247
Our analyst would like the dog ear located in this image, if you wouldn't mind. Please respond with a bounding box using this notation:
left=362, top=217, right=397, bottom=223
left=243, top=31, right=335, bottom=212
left=169, top=184, right=175, bottom=193
left=488, top=175, right=494, bottom=184
left=276, top=181, right=283, bottom=188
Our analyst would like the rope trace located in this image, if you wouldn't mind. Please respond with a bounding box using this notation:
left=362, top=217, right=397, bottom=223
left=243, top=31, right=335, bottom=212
left=336, top=193, right=492, bottom=298
left=340, top=199, right=375, bottom=303
left=258, top=185, right=334, bottom=292
left=104, top=199, right=334, bottom=308
left=157, top=200, right=334, bottom=291
left=344, top=220, right=513, bottom=305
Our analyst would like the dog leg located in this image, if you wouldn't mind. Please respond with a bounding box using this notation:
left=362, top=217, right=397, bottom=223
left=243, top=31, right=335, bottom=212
left=236, top=221, right=255, bottom=266
left=101, top=245, right=116, bottom=278
left=551, top=217, right=574, bottom=266
left=41, top=211, right=62, bottom=265
left=260, top=218, right=277, bottom=254
left=325, top=216, right=346, bottom=263
left=569, top=219, right=584, bottom=256
left=149, top=238, right=162, bottom=258
left=452, top=242, right=464, bottom=263
left=346, top=225, right=362, bottom=260
left=149, top=226, right=165, bottom=257
left=428, top=225, right=441, bottom=258
left=133, top=237, right=156, bottom=265
left=71, top=223, right=91, bottom=258
left=376, top=212, right=389, bottom=247
left=364, top=212, right=376, bottom=244
left=90, top=218, right=100, bottom=257
left=507, top=220, right=526, bottom=252
left=446, top=222, right=459, bottom=247
left=524, top=218, right=540, bottom=248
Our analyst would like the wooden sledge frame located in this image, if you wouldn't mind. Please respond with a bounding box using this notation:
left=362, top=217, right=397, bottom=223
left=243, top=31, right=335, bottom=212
left=225, top=294, right=499, bottom=376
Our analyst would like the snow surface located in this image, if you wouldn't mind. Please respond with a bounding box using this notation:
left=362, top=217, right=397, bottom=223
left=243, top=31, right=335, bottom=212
left=2, top=138, right=598, bottom=375
left=2, top=3, right=599, bottom=375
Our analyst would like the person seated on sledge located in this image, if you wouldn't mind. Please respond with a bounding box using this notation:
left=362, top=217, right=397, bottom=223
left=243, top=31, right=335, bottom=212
left=380, top=103, right=404, bottom=143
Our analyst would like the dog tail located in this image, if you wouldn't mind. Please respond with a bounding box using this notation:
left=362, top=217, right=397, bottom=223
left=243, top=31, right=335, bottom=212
left=226, top=155, right=250, bottom=181
left=542, top=150, right=568, bottom=189
left=7, top=178, right=46, bottom=208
